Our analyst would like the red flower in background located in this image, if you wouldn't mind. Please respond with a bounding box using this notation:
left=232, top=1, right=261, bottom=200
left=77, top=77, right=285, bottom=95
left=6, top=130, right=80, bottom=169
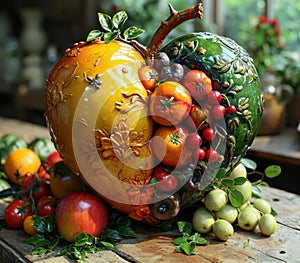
left=243, top=15, right=285, bottom=75
left=259, top=16, right=269, bottom=24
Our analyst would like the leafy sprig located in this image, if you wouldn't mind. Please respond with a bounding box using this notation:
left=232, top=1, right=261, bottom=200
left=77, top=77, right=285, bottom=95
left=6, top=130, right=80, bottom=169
left=23, top=210, right=137, bottom=261
left=87, top=11, right=144, bottom=43
left=173, top=221, right=208, bottom=256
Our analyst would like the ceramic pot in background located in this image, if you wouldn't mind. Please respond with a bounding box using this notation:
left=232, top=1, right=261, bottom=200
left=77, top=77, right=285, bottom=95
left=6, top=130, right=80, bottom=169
left=258, top=81, right=293, bottom=135
left=20, top=8, right=46, bottom=55
left=286, top=95, right=300, bottom=128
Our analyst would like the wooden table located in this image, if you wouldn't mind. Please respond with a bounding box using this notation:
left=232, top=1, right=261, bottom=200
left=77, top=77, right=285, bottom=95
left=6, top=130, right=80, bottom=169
left=249, top=127, right=300, bottom=166
left=0, top=116, right=300, bottom=262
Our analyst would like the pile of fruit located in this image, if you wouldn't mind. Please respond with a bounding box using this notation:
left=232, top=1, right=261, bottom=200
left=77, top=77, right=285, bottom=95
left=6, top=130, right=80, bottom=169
left=0, top=3, right=281, bottom=260
left=192, top=163, right=277, bottom=242
left=0, top=134, right=105, bottom=240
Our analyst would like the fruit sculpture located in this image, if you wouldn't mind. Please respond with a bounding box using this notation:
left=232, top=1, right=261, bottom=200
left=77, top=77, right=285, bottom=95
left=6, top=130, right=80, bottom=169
left=45, top=4, right=263, bottom=224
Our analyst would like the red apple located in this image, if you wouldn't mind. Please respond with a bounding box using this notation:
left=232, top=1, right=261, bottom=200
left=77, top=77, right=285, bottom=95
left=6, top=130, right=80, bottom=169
left=55, top=192, right=108, bottom=242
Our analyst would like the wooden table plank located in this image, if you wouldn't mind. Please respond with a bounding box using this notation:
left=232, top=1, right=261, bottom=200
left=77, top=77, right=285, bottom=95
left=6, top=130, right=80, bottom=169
left=249, top=128, right=300, bottom=166
left=1, top=186, right=299, bottom=262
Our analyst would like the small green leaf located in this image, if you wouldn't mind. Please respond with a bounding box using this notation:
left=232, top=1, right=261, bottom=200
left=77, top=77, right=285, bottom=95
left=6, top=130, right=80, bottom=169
left=243, top=239, right=250, bottom=248
left=86, top=30, right=103, bottom=42
left=216, top=168, right=227, bottom=179
left=180, top=241, right=196, bottom=256
left=103, top=31, right=119, bottom=44
left=98, top=13, right=112, bottom=31
left=228, top=188, right=244, bottom=207
left=265, top=165, right=281, bottom=178
left=112, top=11, right=128, bottom=29
left=222, top=178, right=234, bottom=187
left=177, top=221, right=193, bottom=236
left=74, top=233, right=93, bottom=246
left=240, top=158, right=257, bottom=170
left=251, top=184, right=262, bottom=198
left=56, top=248, right=67, bottom=257
left=105, top=229, right=123, bottom=242
left=100, top=241, right=114, bottom=249
left=173, top=236, right=188, bottom=245
left=188, top=232, right=208, bottom=245
left=118, top=226, right=137, bottom=238
left=233, top=177, right=248, bottom=185
left=123, top=26, right=145, bottom=40
left=174, top=246, right=182, bottom=253
left=116, top=215, right=131, bottom=227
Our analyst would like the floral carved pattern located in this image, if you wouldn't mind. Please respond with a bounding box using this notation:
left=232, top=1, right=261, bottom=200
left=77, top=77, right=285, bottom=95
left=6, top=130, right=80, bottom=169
left=95, top=119, right=146, bottom=161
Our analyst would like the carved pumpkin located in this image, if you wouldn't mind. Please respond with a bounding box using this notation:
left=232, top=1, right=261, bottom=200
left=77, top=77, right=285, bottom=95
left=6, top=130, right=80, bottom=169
left=45, top=4, right=263, bottom=224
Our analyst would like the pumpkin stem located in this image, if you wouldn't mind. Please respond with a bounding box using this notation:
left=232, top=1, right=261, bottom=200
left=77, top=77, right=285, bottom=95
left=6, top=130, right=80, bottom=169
left=147, top=3, right=204, bottom=61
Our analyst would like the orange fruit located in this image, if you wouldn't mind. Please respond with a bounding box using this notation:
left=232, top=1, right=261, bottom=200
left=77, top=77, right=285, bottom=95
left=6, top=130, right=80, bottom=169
left=5, top=148, right=41, bottom=185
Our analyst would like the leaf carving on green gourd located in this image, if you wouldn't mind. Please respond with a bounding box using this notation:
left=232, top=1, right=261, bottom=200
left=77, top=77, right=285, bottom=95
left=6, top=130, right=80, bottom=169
left=237, top=97, right=250, bottom=112
left=227, top=117, right=240, bottom=130
left=224, top=85, right=243, bottom=98
left=212, top=57, right=231, bottom=73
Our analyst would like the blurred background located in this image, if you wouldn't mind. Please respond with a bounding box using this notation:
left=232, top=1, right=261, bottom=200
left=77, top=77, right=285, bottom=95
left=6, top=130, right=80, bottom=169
left=0, top=0, right=299, bottom=126
left=0, top=0, right=299, bottom=193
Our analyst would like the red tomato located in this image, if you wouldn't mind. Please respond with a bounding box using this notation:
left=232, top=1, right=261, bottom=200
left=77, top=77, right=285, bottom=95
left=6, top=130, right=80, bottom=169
left=208, top=90, right=222, bottom=105
left=153, top=165, right=179, bottom=192
left=205, top=149, right=219, bottom=162
left=227, top=105, right=237, bottom=114
left=149, top=81, right=192, bottom=126
left=202, top=127, right=215, bottom=142
left=32, top=180, right=52, bottom=202
left=189, top=105, right=208, bottom=130
left=151, top=126, right=192, bottom=167
left=4, top=199, right=31, bottom=229
left=37, top=195, right=57, bottom=217
left=182, top=70, right=213, bottom=101
left=156, top=174, right=179, bottom=193
left=45, top=151, right=62, bottom=168
left=153, top=165, right=170, bottom=181
left=138, top=66, right=158, bottom=90
left=212, top=105, right=226, bottom=120
left=21, top=173, right=35, bottom=190
left=50, top=161, right=85, bottom=199
left=195, top=148, right=206, bottom=160
left=185, top=133, right=202, bottom=150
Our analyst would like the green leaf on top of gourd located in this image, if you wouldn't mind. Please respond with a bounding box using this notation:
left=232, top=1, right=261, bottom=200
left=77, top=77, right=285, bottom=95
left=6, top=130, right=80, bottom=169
left=86, top=30, right=103, bottom=42
left=112, top=11, right=128, bottom=29
left=123, top=26, right=145, bottom=40
left=265, top=165, right=281, bottom=178
left=103, top=31, right=119, bottom=44
left=98, top=13, right=112, bottom=31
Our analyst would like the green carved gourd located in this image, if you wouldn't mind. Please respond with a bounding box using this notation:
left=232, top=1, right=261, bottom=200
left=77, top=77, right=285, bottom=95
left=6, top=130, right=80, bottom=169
left=160, top=32, right=264, bottom=169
